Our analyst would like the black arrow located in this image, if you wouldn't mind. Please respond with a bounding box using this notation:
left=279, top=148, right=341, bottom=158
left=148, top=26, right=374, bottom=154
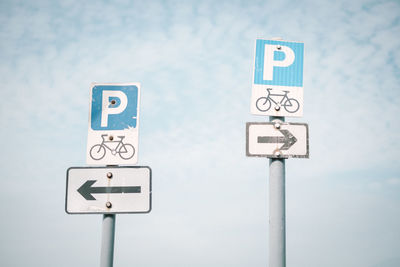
left=257, top=129, right=297, bottom=150
left=77, top=180, right=141, bottom=200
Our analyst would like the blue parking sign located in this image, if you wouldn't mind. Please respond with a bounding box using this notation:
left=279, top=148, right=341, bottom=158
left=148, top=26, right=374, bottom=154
left=87, top=83, right=141, bottom=165
left=91, top=85, right=138, bottom=130
left=254, top=39, right=304, bottom=87
left=251, top=39, right=304, bottom=117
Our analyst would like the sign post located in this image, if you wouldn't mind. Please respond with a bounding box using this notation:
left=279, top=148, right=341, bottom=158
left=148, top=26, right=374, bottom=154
left=101, top=214, right=116, bottom=267
left=66, top=82, right=150, bottom=267
left=247, top=38, right=308, bottom=267
left=268, top=116, right=286, bottom=267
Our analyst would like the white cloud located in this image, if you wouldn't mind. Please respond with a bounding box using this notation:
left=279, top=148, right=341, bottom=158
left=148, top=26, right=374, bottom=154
left=387, top=178, right=400, bottom=185
left=368, top=181, right=383, bottom=190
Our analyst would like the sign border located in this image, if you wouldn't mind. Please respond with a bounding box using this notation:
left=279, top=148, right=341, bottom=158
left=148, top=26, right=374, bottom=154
left=65, top=166, right=152, bottom=215
left=246, top=122, right=309, bottom=158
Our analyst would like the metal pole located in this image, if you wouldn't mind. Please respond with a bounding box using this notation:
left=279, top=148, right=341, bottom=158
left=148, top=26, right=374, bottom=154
left=100, top=214, right=116, bottom=267
left=269, top=116, right=286, bottom=267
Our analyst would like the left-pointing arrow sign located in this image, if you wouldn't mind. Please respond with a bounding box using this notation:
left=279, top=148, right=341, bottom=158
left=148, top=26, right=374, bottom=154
left=77, top=180, right=141, bottom=200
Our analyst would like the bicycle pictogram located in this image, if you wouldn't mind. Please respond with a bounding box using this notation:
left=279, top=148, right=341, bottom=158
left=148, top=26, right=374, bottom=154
left=255, top=88, right=300, bottom=113
left=89, top=134, right=135, bottom=160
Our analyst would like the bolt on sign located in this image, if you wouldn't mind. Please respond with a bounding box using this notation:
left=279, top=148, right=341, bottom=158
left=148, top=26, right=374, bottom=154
left=86, top=83, right=140, bottom=165
left=251, top=39, right=304, bottom=117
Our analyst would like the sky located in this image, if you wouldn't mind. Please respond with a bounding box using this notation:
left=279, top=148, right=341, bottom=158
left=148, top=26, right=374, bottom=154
left=0, top=0, right=399, bottom=266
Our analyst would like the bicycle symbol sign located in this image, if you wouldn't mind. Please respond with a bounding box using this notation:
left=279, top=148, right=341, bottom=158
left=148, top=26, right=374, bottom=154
left=251, top=39, right=304, bottom=117
left=89, top=134, right=135, bottom=161
left=255, top=88, right=299, bottom=113
left=86, top=83, right=140, bottom=165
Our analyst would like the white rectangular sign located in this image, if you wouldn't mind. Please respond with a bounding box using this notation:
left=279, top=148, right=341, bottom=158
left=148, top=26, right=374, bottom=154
left=66, top=166, right=151, bottom=214
left=251, top=39, right=304, bottom=117
left=86, top=83, right=140, bottom=165
left=246, top=122, right=309, bottom=158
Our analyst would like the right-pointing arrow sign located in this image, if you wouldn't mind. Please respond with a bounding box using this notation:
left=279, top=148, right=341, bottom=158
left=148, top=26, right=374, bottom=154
left=246, top=122, right=309, bottom=158
left=257, top=129, right=297, bottom=150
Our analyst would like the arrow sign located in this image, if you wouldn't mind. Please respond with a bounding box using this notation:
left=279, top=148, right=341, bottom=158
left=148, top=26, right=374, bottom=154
left=66, top=166, right=151, bottom=214
left=257, top=129, right=297, bottom=150
left=246, top=122, right=309, bottom=158
left=77, top=180, right=141, bottom=200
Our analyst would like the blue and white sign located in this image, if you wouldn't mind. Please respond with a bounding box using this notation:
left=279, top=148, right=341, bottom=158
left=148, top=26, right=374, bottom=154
left=251, top=39, right=304, bottom=117
left=86, top=83, right=140, bottom=165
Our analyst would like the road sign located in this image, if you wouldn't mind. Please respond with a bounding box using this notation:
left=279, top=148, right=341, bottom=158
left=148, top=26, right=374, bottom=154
left=66, top=166, right=151, bottom=214
left=86, top=83, right=140, bottom=165
left=251, top=39, right=304, bottom=117
left=246, top=122, right=309, bottom=158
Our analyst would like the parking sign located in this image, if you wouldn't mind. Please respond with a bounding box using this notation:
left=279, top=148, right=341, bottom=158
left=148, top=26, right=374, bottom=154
left=251, top=39, right=304, bottom=117
left=86, top=83, right=140, bottom=165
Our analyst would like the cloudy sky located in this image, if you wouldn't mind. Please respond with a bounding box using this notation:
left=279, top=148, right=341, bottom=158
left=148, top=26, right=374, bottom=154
left=0, top=0, right=399, bottom=266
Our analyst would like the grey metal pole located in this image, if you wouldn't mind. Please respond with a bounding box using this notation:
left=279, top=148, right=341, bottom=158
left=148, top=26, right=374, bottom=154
left=269, top=116, right=286, bottom=267
left=100, top=214, right=116, bottom=267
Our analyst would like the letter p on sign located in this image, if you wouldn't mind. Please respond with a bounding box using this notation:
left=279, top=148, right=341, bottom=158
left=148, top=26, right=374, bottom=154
left=263, top=45, right=295, bottom=80
left=101, top=90, right=128, bottom=127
